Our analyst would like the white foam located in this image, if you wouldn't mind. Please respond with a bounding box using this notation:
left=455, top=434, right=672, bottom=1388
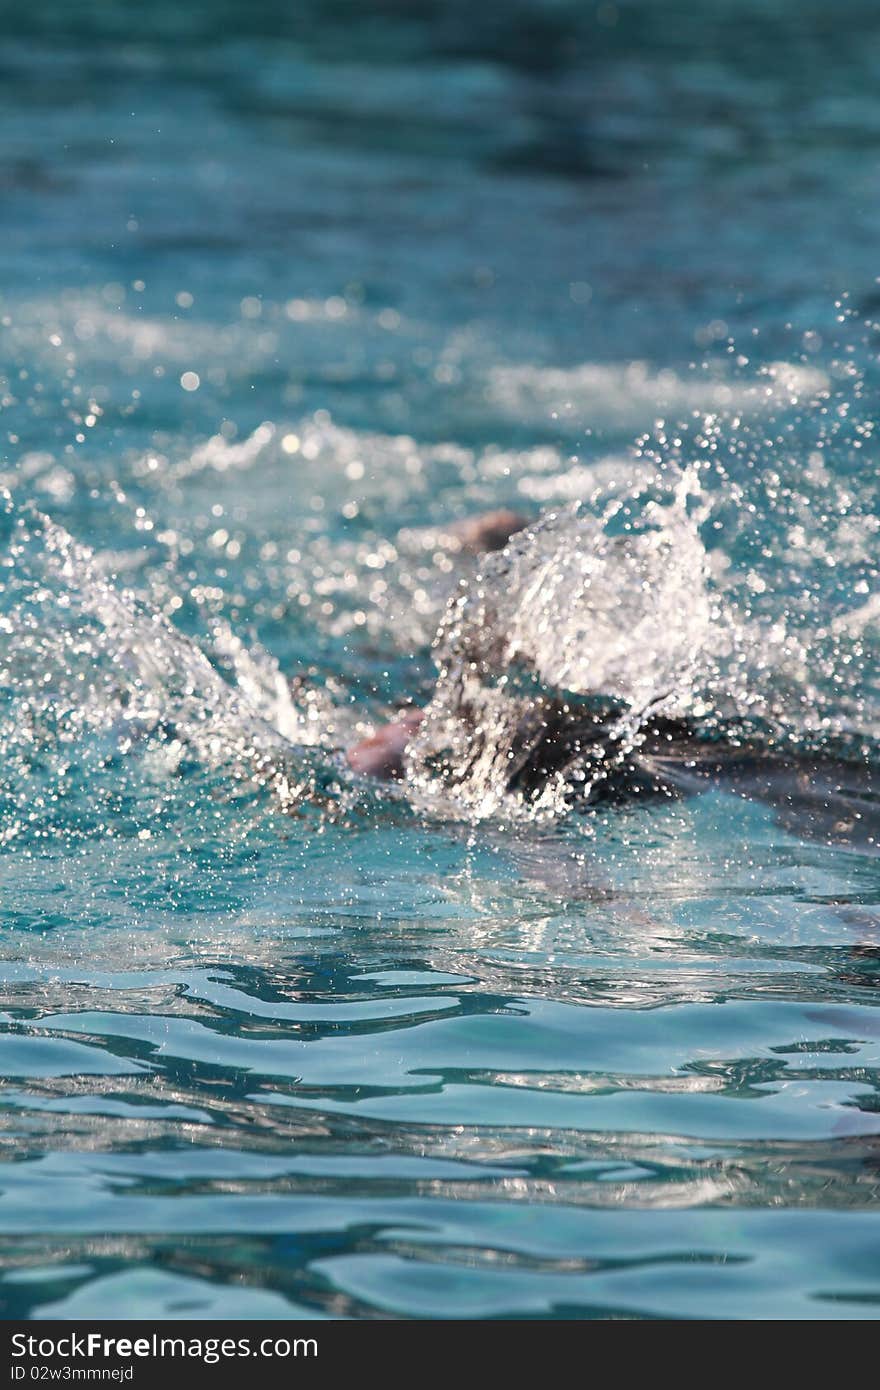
left=489, top=359, right=830, bottom=428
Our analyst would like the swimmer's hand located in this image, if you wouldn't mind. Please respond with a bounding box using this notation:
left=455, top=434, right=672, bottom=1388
left=347, top=708, right=424, bottom=780
left=446, top=509, right=529, bottom=554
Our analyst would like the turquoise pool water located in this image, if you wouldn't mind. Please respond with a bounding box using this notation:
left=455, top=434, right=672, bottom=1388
left=1, top=1, right=879, bottom=1319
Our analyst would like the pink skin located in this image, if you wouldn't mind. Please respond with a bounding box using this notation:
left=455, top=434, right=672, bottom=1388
left=347, top=708, right=424, bottom=780
left=447, top=508, right=529, bottom=554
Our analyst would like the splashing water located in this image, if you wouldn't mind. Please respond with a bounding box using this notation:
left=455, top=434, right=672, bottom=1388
left=405, top=470, right=713, bottom=817
left=404, top=437, right=880, bottom=820
left=0, top=498, right=356, bottom=853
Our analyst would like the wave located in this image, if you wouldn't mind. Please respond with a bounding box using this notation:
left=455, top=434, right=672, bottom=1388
left=489, top=359, right=831, bottom=430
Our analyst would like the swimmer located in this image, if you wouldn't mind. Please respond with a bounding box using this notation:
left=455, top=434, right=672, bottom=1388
left=345, top=509, right=877, bottom=851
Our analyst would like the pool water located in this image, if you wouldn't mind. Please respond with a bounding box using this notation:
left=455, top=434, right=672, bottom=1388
left=1, top=1, right=879, bottom=1320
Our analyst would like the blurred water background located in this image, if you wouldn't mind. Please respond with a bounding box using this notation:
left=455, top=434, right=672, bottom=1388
left=1, top=0, right=880, bottom=1319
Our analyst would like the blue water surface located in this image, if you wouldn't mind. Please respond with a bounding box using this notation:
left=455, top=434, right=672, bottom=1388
left=1, top=1, right=880, bottom=1320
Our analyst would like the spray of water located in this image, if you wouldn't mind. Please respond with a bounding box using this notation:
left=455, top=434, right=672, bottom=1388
left=404, top=442, right=879, bottom=820
left=405, top=469, right=714, bottom=818
left=0, top=497, right=353, bottom=849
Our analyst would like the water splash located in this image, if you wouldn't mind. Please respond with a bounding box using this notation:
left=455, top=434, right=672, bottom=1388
left=405, top=471, right=709, bottom=818
left=405, top=446, right=879, bottom=820
left=0, top=498, right=352, bottom=850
